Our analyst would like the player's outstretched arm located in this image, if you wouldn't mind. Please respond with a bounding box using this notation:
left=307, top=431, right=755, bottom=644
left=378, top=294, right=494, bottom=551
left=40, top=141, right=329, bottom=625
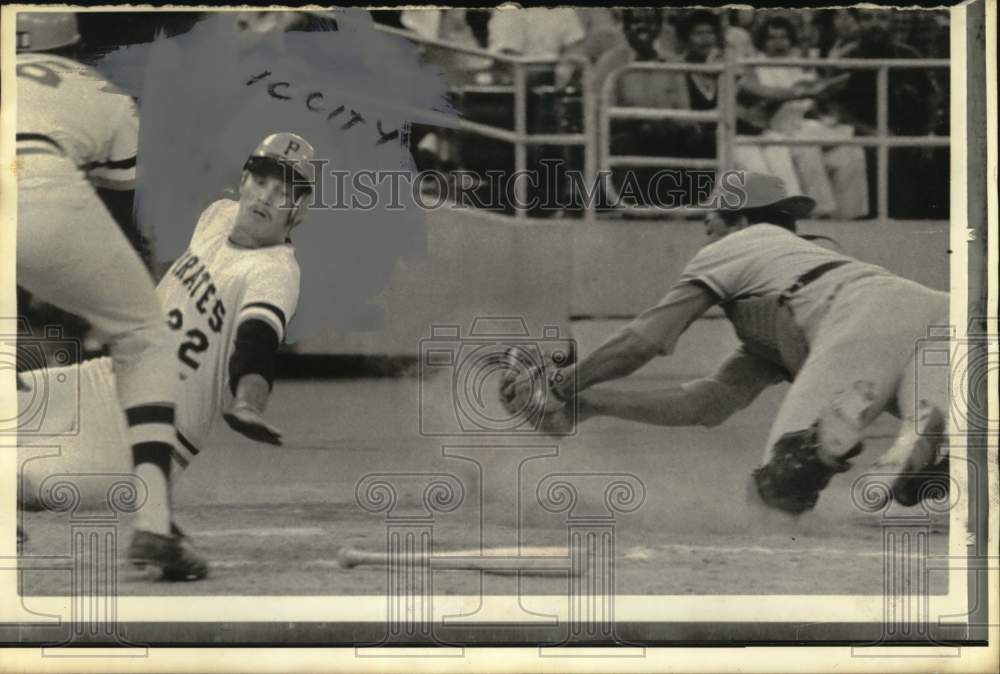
left=549, top=284, right=717, bottom=401
left=498, top=329, right=658, bottom=419
left=558, top=328, right=660, bottom=395
left=577, top=347, right=785, bottom=431
left=577, top=378, right=750, bottom=429
left=501, top=283, right=715, bottom=416
left=223, top=318, right=284, bottom=445
left=224, top=374, right=283, bottom=445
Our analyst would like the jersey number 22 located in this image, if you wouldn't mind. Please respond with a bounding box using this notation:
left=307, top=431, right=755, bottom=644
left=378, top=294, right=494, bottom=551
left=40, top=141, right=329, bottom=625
left=167, top=309, right=209, bottom=369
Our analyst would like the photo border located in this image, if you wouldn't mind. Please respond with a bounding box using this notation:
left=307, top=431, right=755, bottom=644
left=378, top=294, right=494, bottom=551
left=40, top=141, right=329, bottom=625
left=0, top=1, right=995, bottom=670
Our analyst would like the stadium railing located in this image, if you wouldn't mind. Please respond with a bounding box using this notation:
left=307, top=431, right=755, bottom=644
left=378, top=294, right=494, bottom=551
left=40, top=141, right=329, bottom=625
left=378, top=22, right=948, bottom=223
left=374, top=23, right=596, bottom=219
left=600, top=53, right=950, bottom=221
left=598, top=60, right=729, bottom=218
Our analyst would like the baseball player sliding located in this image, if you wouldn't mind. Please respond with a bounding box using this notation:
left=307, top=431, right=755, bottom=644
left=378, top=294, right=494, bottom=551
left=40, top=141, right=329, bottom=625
left=15, top=13, right=199, bottom=579
left=19, top=129, right=313, bottom=580
left=502, top=172, right=950, bottom=515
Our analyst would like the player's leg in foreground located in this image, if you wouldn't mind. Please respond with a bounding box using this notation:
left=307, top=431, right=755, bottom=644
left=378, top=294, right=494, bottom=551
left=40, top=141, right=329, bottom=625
left=750, top=279, right=949, bottom=514
left=872, top=326, right=951, bottom=507
left=17, top=176, right=206, bottom=580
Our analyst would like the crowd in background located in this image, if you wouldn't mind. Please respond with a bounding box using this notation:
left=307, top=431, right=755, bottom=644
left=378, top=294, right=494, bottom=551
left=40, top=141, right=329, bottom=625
left=65, top=9, right=951, bottom=220
left=17, top=8, right=952, bottom=368
left=375, top=7, right=950, bottom=220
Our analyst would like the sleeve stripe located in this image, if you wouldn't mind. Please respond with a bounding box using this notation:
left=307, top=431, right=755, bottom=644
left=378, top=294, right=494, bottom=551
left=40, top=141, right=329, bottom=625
left=16, top=133, right=66, bottom=153
left=239, top=304, right=287, bottom=341
left=125, top=403, right=175, bottom=427
left=90, top=176, right=136, bottom=191
left=241, top=302, right=286, bottom=331
left=240, top=307, right=284, bottom=339
left=81, top=155, right=138, bottom=171
left=176, top=431, right=201, bottom=456
left=171, top=447, right=191, bottom=469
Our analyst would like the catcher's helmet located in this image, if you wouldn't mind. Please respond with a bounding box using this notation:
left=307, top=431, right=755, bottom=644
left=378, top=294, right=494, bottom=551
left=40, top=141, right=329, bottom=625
left=16, top=13, right=81, bottom=53
left=243, top=132, right=316, bottom=190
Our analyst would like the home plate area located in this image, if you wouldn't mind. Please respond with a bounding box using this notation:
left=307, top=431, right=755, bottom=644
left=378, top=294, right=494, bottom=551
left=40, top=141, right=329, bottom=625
left=18, top=379, right=951, bottom=596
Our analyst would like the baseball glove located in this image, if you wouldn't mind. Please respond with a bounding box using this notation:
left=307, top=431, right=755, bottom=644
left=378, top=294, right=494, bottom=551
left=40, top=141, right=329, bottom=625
left=498, top=346, right=568, bottom=419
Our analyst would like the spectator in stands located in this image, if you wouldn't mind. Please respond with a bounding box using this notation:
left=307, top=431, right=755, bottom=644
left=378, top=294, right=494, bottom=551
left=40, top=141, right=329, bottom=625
left=725, top=9, right=757, bottom=61
left=796, top=10, right=823, bottom=57
left=575, top=8, right=622, bottom=65
left=734, top=18, right=817, bottom=207
left=736, top=16, right=868, bottom=219
left=672, top=10, right=727, bottom=161
left=833, top=10, right=938, bottom=137
left=648, top=10, right=726, bottom=204
left=400, top=9, right=494, bottom=173
left=832, top=9, right=942, bottom=218
left=489, top=6, right=584, bottom=58
left=894, top=9, right=950, bottom=59
left=483, top=8, right=589, bottom=214
left=592, top=9, right=679, bottom=206
left=593, top=8, right=671, bottom=82
left=488, top=6, right=587, bottom=88
left=401, top=9, right=493, bottom=81
left=826, top=9, right=861, bottom=58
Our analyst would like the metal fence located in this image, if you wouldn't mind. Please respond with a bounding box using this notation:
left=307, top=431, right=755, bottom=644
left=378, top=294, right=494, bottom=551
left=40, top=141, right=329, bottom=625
left=379, top=23, right=949, bottom=222
left=374, top=24, right=595, bottom=218
left=601, top=54, right=949, bottom=221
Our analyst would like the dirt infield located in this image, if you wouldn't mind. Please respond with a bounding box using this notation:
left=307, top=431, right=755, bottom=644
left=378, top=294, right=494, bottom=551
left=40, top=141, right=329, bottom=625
left=18, top=377, right=950, bottom=596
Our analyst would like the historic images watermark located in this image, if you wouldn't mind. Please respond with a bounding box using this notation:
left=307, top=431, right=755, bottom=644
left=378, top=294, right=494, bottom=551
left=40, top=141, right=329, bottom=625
left=7, top=317, right=149, bottom=652
left=1, top=319, right=80, bottom=437
left=269, top=161, right=756, bottom=214
left=847, top=321, right=998, bottom=654
left=418, top=317, right=576, bottom=437
left=341, top=316, right=646, bottom=650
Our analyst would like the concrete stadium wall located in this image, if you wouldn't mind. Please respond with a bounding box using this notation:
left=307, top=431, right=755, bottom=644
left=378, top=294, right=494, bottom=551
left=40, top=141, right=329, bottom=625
left=295, top=206, right=575, bottom=356
left=572, top=219, right=949, bottom=318
left=295, top=213, right=949, bottom=368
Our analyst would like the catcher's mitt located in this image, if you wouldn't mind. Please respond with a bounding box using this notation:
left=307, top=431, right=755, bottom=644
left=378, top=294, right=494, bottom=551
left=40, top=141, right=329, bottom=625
left=498, top=346, right=571, bottom=419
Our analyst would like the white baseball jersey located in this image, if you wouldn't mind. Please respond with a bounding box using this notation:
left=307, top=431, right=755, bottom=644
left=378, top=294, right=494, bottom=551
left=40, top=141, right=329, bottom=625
left=16, top=53, right=139, bottom=189
left=157, top=199, right=300, bottom=449
left=623, top=223, right=948, bottom=463
left=627, top=224, right=892, bottom=360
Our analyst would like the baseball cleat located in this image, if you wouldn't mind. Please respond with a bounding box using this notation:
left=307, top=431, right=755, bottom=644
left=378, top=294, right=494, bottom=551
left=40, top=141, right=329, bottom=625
left=128, top=526, right=209, bottom=581
left=876, top=403, right=948, bottom=507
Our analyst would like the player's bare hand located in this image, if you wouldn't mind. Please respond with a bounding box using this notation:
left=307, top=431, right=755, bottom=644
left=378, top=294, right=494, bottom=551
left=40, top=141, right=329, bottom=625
left=223, top=403, right=283, bottom=445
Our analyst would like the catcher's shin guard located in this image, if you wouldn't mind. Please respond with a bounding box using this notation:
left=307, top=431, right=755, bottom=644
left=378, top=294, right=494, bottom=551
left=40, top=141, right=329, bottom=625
left=752, top=424, right=862, bottom=514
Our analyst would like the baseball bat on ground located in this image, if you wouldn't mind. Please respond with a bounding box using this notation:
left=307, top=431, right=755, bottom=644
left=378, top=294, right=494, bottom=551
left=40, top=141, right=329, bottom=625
left=336, top=545, right=583, bottom=577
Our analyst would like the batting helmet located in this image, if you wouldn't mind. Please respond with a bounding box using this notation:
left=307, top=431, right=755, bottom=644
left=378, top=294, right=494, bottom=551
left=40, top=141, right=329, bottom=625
left=16, top=13, right=81, bottom=53
left=243, top=132, right=316, bottom=189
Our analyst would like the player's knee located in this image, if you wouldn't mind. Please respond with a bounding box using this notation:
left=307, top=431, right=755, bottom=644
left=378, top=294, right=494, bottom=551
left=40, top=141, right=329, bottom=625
left=107, top=318, right=171, bottom=368
left=817, top=380, right=879, bottom=458
left=752, top=424, right=861, bottom=515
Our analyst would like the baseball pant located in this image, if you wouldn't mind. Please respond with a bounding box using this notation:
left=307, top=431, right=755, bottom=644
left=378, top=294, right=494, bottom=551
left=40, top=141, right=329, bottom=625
left=762, top=275, right=950, bottom=465
left=17, top=156, right=176, bottom=411
left=18, top=357, right=198, bottom=510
